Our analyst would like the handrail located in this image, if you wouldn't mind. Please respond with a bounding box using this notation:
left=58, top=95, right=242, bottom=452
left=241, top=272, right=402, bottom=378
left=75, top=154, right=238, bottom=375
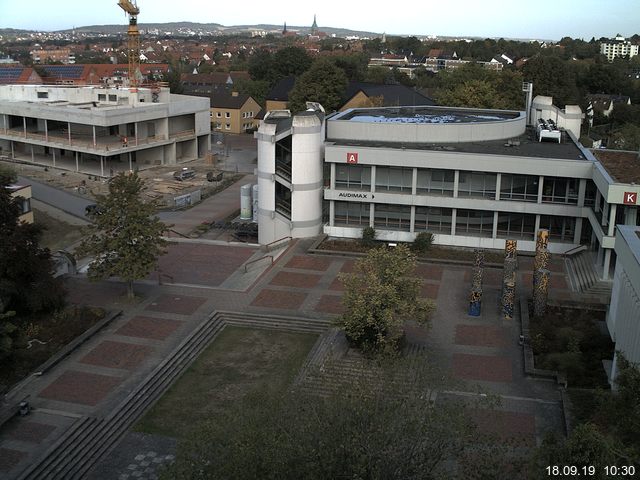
left=264, top=235, right=292, bottom=252
left=158, top=272, right=174, bottom=285
left=244, top=255, right=273, bottom=273
left=563, top=244, right=587, bottom=258
left=166, top=228, right=189, bottom=238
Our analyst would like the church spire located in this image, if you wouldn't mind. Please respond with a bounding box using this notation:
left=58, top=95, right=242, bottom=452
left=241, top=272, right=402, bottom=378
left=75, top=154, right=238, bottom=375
left=283, top=21, right=287, bottom=35
left=311, top=14, right=318, bottom=34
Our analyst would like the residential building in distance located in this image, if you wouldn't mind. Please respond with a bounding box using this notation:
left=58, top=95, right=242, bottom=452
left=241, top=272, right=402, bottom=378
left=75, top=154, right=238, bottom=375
left=264, top=76, right=296, bottom=111
left=181, top=71, right=250, bottom=96
left=607, top=224, right=640, bottom=383
left=0, top=66, right=43, bottom=85
left=30, top=47, right=75, bottom=64
left=586, top=94, right=631, bottom=117
left=340, top=83, right=435, bottom=111
left=0, top=84, right=211, bottom=177
left=600, top=34, right=639, bottom=62
left=210, top=92, right=260, bottom=133
left=7, top=182, right=33, bottom=224
left=257, top=98, right=640, bottom=284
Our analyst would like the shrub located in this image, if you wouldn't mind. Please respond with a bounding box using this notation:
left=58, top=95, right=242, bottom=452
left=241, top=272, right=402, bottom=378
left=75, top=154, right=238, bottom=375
left=412, top=232, right=434, bottom=254
left=361, top=226, right=376, bottom=247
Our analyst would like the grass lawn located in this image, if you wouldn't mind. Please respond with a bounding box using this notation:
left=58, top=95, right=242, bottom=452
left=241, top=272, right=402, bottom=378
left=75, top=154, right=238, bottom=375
left=33, top=207, right=85, bottom=251
left=134, top=326, right=317, bottom=439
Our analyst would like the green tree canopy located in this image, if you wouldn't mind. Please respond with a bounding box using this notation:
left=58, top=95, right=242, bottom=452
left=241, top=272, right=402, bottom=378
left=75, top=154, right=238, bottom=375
left=521, top=55, right=580, bottom=106
left=288, top=57, right=349, bottom=113
left=76, top=172, right=167, bottom=298
left=337, top=244, right=435, bottom=355
left=273, top=46, right=312, bottom=78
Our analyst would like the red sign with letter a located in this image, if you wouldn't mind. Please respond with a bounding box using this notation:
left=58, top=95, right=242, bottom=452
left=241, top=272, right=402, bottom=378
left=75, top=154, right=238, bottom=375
left=347, top=152, right=358, bottom=164
left=623, top=192, right=637, bottom=205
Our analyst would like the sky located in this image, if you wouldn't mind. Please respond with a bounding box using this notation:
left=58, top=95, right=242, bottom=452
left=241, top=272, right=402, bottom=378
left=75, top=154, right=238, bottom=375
left=1, top=0, right=639, bottom=41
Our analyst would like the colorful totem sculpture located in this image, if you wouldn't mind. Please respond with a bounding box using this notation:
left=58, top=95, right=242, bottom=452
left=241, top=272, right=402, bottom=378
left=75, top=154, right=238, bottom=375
left=501, top=240, right=518, bottom=318
left=533, top=230, right=551, bottom=295
left=533, top=268, right=550, bottom=317
left=468, top=249, right=485, bottom=316
left=502, top=275, right=516, bottom=320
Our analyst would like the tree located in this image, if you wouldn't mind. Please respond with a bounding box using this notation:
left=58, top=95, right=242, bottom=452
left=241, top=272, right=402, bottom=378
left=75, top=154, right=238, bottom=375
left=232, top=78, right=270, bottom=107
left=163, top=358, right=517, bottom=480
left=76, top=172, right=167, bottom=299
left=0, top=165, right=64, bottom=316
left=273, top=46, right=312, bottom=79
left=521, top=56, right=580, bottom=106
left=337, top=244, right=435, bottom=355
left=288, top=58, right=348, bottom=113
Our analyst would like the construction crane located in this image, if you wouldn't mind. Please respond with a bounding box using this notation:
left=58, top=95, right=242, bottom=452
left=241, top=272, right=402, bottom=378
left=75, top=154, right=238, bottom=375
left=117, top=0, right=141, bottom=89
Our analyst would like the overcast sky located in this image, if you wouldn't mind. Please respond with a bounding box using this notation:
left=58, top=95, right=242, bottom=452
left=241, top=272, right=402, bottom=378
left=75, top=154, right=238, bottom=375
left=1, top=0, right=638, bottom=40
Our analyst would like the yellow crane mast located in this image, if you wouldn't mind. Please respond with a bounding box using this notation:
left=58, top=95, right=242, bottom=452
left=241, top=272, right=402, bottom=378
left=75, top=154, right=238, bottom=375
left=117, top=0, right=141, bottom=89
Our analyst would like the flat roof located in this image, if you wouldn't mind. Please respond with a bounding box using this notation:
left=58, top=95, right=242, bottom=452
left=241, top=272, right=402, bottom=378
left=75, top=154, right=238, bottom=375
left=334, top=106, right=520, bottom=124
left=591, top=149, right=640, bottom=184
left=329, top=128, right=587, bottom=161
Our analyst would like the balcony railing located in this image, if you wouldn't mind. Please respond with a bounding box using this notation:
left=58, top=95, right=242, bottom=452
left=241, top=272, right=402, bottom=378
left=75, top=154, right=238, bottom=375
left=169, top=129, right=195, bottom=139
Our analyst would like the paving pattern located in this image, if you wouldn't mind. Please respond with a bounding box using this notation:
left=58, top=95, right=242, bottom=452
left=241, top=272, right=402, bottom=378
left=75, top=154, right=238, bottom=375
left=80, top=341, right=154, bottom=370
left=144, top=294, right=207, bottom=315
left=38, top=371, right=124, bottom=406
left=115, top=316, right=184, bottom=341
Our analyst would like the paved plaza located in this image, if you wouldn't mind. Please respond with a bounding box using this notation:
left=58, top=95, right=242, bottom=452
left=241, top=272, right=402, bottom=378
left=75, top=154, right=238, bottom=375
left=0, top=236, right=575, bottom=479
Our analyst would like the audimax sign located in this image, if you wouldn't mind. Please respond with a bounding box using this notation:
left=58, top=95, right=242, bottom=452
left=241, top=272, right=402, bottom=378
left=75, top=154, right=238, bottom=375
left=338, top=192, right=370, bottom=199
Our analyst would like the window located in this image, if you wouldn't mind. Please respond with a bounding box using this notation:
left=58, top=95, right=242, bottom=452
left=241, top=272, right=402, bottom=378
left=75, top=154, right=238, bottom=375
left=17, top=196, right=31, bottom=214
left=500, top=174, right=539, bottom=202
left=539, top=215, right=575, bottom=242
left=335, top=201, right=370, bottom=226
left=108, top=94, right=117, bottom=102
left=214, top=123, right=221, bottom=129
left=375, top=166, right=413, bottom=192
left=374, top=203, right=411, bottom=231
left=415, top=207, right=452, bottom=233
left=225, top=123, right=231, bottom=130
left=97, top=94, right=106, bottom=101
left=416, top=169, right=454, bottom=196
left=225, top=112, right=230, bottom=118
left=542, top=177, right=578, bottom=204
left=455, top=209, right=494, bottom=237
left=584, top=180, right=597, bottom=207
left=335, top=164, right=371, bottom=190
left=37, top=92, right=49, bottom=99
left=216, top=112, right=221, bottom=118
left=457, top=171, right=497, bottom=199
left=496, top=213, right=535, bottom=239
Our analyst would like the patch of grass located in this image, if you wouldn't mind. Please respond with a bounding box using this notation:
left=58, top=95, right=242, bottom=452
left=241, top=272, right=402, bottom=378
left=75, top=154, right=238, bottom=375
left=33, top=207, right=84, bottom=251
left=134, top=326, right=317, bottom=439
left=1, top=306, right=105, bottom=393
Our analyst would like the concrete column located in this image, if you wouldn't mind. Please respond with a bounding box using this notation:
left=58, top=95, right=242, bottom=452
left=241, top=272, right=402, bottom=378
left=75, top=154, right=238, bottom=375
left=100, top=156, right=104, bottom=177
left=52, top=148, right=56, bottom=167
left=129, top=152, right=132, bottom=171
left=44, top=119, right=48, bottom=142
left=608, top=204, right=617, bottom=236
left=625, top=206, right=638, bottom=226
left=370, top=166, right=376, bottom=194
left=11, top=141, right=14, bottom=158
left=603, top=249, right=612, bottom=280
left=451, top=208, right=457, bottom=236
left=369, top=202, right=375, bottom=227
left=410, top=205, right=416, bottom=233
left=492, top=211, right=498, bottom=238
left=75, top=151, right=79, bottom=172
left=578, top=179, right=586, bottom=207
left=534, top=214, right=541, bottom=238
left=495, top=173, right=501, bottom=200
left=412, top=167, right=417, bottom=196
left=329, top=200, right=335, bottom=227
left=135, top=123, right=139, bottom=146
left=68, top=122, right=72, bottom=145
left=537, top=175, right=544, bottom=203
left=30, top=145, right=34, bottom=162
left=92, top=125, right=96, bottom=147
left=453, top=170, right=459, bottom=198
left=601, top=201, right=609, bottom=227
left=330, top=163, right=335, bottom=189
left=23, top=117, right=27, bottom=137
left=595, top=189, right=601, bottom=212
left=574, top=217, right=583, bottom=244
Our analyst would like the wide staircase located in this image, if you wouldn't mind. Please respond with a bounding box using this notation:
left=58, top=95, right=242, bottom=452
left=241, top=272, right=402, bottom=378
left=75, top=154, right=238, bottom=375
left=564, top=250, right=612, bottom=301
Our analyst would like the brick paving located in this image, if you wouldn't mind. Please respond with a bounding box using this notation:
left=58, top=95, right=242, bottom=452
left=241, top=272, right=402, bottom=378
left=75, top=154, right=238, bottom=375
left=5, top=422, right=55, bottom=444
left=452, top=353, right=513, bottom=382
left=328, top=277, right=345, bottom=291
left=144, top=294, right=207, bottom=315
left=285, top=255, right=332, bottom=271
left=455, top=325, right=509, bottom=348
left=250, top=289, right=307, bottom=310
left=0, top=448, right=26, bottom=473
left=314, top=294, right=344, bottom=314
left=340, top=259, right=356, bottom=273
left=471, top=409, right=537, bottom=446
left=38, top=370, right=123, bottom=406
left=269, top=271, right=322, bottom=289
left=115, top=316, right=184, bottom=341
left=415, top=264, right=443, bottom=281
left=421, top=282, right=440, bottom=299
left=463, top=268, right=504, bottom=286
left=80, top=341, right=154, bottom=370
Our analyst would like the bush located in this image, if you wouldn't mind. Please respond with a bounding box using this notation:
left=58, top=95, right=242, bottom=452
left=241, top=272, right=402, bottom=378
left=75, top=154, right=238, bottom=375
left=412, top=232, right=434, bottom=254
left=361, top=226, right=376, bottom=247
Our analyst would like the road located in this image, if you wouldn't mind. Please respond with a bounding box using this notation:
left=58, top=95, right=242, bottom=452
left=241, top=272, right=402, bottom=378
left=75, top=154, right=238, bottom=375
left=19, top=175, right=94, bottom=221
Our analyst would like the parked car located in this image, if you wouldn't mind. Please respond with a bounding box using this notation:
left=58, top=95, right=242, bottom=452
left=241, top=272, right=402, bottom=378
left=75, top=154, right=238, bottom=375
left=85, top=204, right=104, bottom=216
left=173, top=168, right=196, bottom=181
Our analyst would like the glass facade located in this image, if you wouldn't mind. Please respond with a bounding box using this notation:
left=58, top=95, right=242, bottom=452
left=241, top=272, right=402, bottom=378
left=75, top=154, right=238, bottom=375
left=457, top=171, right=497, bottom=199
left=335, top=164, right=371, bottom=190
left=542, top=177, right=578, bottom=204
left=373, top=203, right=411, bottom=231
left=496, top=212, right=536, bottom=239
left=539, top=215, right=576, bottom=242
left=500, top=174, right=539, bottom=202
left=334, top=201, right=370, bottom=226
left=455, top=209, right=494, bottom=237
left=416, top=169, right=454, bottom=196
left=414, top=207, right=452, bottom=233
left=375, top=166, right=413, bottom=193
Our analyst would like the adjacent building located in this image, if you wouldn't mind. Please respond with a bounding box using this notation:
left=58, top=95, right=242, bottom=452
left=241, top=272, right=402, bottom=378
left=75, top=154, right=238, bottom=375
left=600, top=35, right=639, bottom=62
left=7, top=182, right=33, bottom=224
left=257, top=98, right=640, bottom=282
left=0, top=84, right=211, bottom=177
left=210, top=92, right=260, bottom=134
